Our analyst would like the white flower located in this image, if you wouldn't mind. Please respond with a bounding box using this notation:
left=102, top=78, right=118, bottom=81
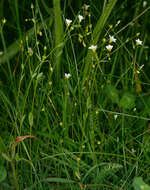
left=136, top=39, right=142, bottom=46
left=143, top=1, right=147, bottom=7
left=133, top=107, right=136, bottom=112
left=83, top=4, right=90, bottom=10
left=106, top=44, right=113, bottom=51
left=0, top=51, right=3, bottom=56
left=78, top=15, right=84, bottom=23
left=139, top=64, right=144, bottom=70
left=131, top=148, right=136, bottom=153
left=65, top=18, right=72, bottom=26
left=114, top=114, right=118, bottom=120
left=117, top=20, right=121, bottom=25
left=88, top=45, right=97, bottom=51
left=109, top=35, right=116, bottom=43
left=65, top=73, right=71, bottom=79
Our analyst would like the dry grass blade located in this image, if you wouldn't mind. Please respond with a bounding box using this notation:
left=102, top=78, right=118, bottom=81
left=14, top=135, right=37, bottom=146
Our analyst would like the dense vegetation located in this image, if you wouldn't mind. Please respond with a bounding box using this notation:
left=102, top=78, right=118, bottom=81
left=0, top=0, right=150, bottom=189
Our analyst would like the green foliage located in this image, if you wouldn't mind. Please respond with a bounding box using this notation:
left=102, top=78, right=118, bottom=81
left=106, top=85, right=136, bottom=110
left=106, top=85, right=119, bottom=104
left=119, top=92, right=135, bottom=110
left=28, top=112, right=33, bottom=127
left=0, top=17, right=52, bottom=64
left=133, top=177, right=150, bottom=190
left=82, top=0, right=118, bottom=85
left=0, top=0, right=150, bottom=189
left=94, top=163, right=123, bottom=184
left=0, top=165, right=7, bottom=183
left=53, top=0, right=64, bottom=81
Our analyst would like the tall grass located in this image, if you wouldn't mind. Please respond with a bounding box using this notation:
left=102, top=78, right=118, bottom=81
left=0, top=0, right=150, bottom=189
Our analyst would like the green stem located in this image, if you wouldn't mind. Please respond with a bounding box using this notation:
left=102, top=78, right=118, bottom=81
left=82, top=0, right=118, bottom=86
left=10, top=160, right=19, bottom=190
left=0, top=24, right=13, bottom=82
left=53, top=0, right=64, bottom=81
left=15, top=0, right=22, bottom=39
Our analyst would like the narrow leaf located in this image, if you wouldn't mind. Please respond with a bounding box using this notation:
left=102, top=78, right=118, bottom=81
left=82, top=0, right=118, bottom=85
left=119, top=92, right=135, bottom=110
left=133, top=177, right=150, bottom=190
left=14, top=135, right=37, bottom=146
left=43, top=177, right=74, bottom=183
left=0, top=165, right=7, bottom=183
left=28, top=112, right=33, bottom=126
left=53, top=0, right=64, bottom=80
left=106, top=85, right=119, bottom=104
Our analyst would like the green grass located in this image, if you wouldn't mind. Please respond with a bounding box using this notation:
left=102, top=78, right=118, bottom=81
left=0, top=0, right=150, bottom=189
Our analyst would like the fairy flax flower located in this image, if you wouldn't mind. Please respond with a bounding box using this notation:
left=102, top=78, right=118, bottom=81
left=65, top=73, right=71, bottom=79
left=78, top=15, right=84, bottom=23
left=109, top=35, right=116, bottom=43
left=106, top=44, right=113, bottom=52
left=65, top=18, right=72, bottom=26
left=83, top=4, right=90, bottom=10
left=135, top=39, right=142, bottom=46
left=88, top=45, right=97, bottom=52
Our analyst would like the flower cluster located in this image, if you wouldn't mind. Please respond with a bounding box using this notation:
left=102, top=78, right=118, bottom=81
left=106, top=35, right=117, bottom=52
left=65, top=3, right=143, bottom=73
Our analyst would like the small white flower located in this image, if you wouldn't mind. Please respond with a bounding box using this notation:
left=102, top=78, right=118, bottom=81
left=83, top=4, right=90, bottom=10
left=133, top=107, right=136, bottom=112
left=0, top=51, right=3, bottom=56
left=109, top=35, right=116, bottom=43
left=78, top=15, right=84, bottom=23
left=65, top=18, right=72, bottom=26
left=114, top=114, right=118, bottom=120
left=131, top=148, right=136, bottom=153
left=117, top=20, right=121, bottom=25
left=143, top=1, right=147, bottom=7
left=106, top=44, right=113, bottom=51
left=136, top=39, right=142, bottom=46
left=65, top=73, right=71, bottom=79
left=88, top=45, right=97, bottom=51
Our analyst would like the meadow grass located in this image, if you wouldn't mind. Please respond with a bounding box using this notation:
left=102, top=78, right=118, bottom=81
left=0, top=0, right=150, bottom=189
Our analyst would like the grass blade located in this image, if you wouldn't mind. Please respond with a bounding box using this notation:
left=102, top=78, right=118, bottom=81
left=82, top=0, right=118, bottom=85
left=53, top=0, right=64, bottom=81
